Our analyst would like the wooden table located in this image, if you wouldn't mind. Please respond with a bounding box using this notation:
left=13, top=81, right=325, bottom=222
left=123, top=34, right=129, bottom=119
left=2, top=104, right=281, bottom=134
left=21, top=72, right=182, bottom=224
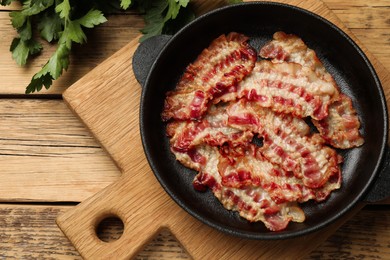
left=1, top=0, right=389, bottom=259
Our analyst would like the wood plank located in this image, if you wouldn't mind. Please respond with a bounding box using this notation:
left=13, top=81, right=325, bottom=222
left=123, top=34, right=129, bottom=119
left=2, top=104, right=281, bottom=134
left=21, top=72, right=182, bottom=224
left=0, top=99, right=120, bottom=202
left=0, top=204, right=81, bottom=259
left=351, top=28, right=390, bottom=53
left=324, top=0, right=390, bottom=8
left=0, top=204, right=189, bottom=259
left=332, top=8, right=390, bottom=29
left=1, top=204, right=389, bottom=259
left=0, top=1, right=389, bottom=258
left=307, top=205, right=390, bottom=259
left=0, top=2, right=390, bottom=205
left=56, top=1, right=390, bottom=258
left=0, top=3, right=390, bottom=205
left=350, top=29, right=390, bottom=70
left=0, top=1, right=20, bottom=11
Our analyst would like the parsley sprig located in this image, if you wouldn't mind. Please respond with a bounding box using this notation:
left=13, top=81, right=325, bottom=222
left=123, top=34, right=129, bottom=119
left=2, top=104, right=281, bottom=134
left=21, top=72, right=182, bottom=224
left=2, top=0, right=240, bottom=93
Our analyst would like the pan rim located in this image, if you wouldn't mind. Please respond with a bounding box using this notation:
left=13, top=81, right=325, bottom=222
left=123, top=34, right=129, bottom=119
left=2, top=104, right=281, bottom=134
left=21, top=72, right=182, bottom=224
left=139, top=1, right=388, bottom=240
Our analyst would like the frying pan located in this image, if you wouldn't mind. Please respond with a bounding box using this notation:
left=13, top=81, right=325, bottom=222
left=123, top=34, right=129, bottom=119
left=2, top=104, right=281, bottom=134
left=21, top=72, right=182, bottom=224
left=133, top=2, right=390, bottom=240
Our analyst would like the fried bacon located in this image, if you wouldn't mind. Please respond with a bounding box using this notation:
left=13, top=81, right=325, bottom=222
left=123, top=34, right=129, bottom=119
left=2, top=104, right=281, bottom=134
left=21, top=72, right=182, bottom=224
left=220, top=186, right=305, bottom=231
left=260, top=31, right=364, bottom=148
left=167, top=103, right=253, bottom=154
left=313, top=94, right=364, bottom=149
left=162, top=32, right=256, bottom=121
left=218, top=144, right=311, bottom=203
left=237, top=60, right=336, bottom=120
left=191, top=146, right=223, bottom=199
left=163, top=31, right=363, bottom=232
left=226, top=99, right=310, bottom=140
left=191, top=145, right=305, bottom=231
left=226, top=99, right=343, bottom=189
left=259, top=31, right=336, bottom=85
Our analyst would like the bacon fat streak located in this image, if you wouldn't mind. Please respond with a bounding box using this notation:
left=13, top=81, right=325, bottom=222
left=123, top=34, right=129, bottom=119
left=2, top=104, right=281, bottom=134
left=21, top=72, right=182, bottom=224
left=163, top=32, right=363, bottom=232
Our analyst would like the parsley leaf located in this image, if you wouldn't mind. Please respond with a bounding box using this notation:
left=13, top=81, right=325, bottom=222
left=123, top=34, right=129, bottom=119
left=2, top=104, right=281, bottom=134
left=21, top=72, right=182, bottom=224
left=9, top=11, right=27, bottom=29
left=166, top=0, right=188, bottom=20
left=26, top=41, right=70, bottom=94
left=6, top=0, right=240, bottom=93
left=55, top=0, right=70, bottom=20
left=140, top=0, right=193, bottom=41
left=10, top=37, right=43, bottom=66
left=36, top=41, right=70, bottom=80
left=38, top=10, right=62, bottom=42
left=21, top=0, right=54, bottom=16
left=9, top=38, right=30, bottom=65
left=9, top=0, right=54, bottom=30
left=9, top=0, right=55, bottom=65
left=62, top=20, right=86, bottom=45
left=10, top=16, right=43, bottom=66
left=140, top=0, right=167, bottom=40
left=77, top=9, right=108, bottom=28
left=120, top=0, right=132, bottom=10
left=26, top=1, right=107, bottom=93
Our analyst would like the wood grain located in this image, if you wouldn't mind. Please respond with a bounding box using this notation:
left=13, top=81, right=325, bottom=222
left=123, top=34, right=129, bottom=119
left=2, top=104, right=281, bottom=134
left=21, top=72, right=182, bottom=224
left=324, top=0, right=390, bottom=8
left=0, top=0, right=389, bottom=259
left=0, top=99, right=120, bottom=202
left=56, top=0, right=390, bottom=259
left=1, top=204, right=389, bottom=259
left=0, top=204, right=81, bottom=259
left=308, top=206, right=390, bottom=259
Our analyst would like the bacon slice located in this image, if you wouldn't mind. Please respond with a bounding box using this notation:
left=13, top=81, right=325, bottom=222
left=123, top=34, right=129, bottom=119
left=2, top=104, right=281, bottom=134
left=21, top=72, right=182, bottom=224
left=259, top=31, right=336, bottom=85
left=260, top=31, right=364, bottom=148
left=191, top=145, right=223, bottom=199
left=167, top=103, right=253, bottom=153
left=191, top=145, right=305, bottom=231
left=162, top=32, right=257, bottom=121
left=226, top=99, right=308, bottom=176
left=168, top=99, right=340, bottom=230
left=227, top=98, right=310, bottom=140
left=261, top=130, right=342, bottom=189
left=226, top=99, right=343, bottom=189
left=218, top=144, right=341, bottom=203
left=218, top=144, right=311, bottom=203
left=220, top=186, right=305, bottom=231
left=237, top=60, right=337, bottom=120
left=313, top=94, right=364, bottom=149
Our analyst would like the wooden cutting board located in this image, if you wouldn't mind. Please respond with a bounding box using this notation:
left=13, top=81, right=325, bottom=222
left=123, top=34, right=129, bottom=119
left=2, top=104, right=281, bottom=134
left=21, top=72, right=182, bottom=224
left=57, top=0, right=390, bottom=259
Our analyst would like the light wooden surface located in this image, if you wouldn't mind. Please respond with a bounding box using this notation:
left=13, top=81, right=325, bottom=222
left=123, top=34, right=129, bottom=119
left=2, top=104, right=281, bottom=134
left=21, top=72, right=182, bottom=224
left=57, top=0, right=390, bottom=258
left=0, top=0, right=390, bottom=259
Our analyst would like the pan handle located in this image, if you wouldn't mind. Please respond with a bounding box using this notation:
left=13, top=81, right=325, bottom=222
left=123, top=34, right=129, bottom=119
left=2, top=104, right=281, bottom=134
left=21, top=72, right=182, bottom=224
left=363, top=146, right=390, bottom=202
left=132, top=35, right=172, bottom=87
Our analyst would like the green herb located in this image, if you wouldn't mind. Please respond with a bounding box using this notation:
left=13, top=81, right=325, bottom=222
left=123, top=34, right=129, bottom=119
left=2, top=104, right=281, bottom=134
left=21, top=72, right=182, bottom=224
left=140, top=0, right=194, bottom=41
left=1, top=0, right=241, bottom=93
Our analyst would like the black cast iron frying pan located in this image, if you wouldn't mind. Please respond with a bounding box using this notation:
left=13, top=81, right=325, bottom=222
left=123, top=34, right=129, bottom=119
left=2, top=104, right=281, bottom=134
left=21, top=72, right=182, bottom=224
left=133, top=2, right=390, bottom=240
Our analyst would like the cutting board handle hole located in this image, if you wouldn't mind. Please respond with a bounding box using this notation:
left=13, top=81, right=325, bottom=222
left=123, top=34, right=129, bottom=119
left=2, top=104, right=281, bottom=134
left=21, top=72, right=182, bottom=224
left=95, top=215, right=124, bottom=243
